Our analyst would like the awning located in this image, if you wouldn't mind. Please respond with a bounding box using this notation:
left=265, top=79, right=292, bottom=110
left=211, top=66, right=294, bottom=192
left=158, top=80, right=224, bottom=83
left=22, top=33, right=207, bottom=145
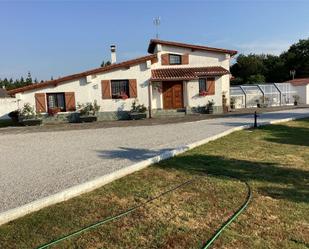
left=151, top=66, right=229, bottom=81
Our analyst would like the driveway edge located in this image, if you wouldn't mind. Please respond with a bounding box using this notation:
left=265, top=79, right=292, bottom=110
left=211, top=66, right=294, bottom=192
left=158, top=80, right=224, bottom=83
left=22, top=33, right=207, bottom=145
left=0, top=114, right=308, bottom=226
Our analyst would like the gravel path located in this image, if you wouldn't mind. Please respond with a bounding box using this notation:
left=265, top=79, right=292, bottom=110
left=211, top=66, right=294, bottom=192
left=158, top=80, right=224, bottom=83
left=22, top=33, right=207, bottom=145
left=0, top=108, right=308, bottom=213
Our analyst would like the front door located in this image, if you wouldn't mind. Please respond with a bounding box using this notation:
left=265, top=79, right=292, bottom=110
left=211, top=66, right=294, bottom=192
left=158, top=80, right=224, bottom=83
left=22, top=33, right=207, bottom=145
left=162, top=81, right=183, bottom=109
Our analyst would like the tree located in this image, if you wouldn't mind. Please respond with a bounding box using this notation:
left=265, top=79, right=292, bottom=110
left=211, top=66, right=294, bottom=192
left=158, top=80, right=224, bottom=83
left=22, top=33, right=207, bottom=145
left=263, top=55, right=286, bottom=82
left=26, top=71, right=32, bottom=85
left=231, top=38, right=309, bottom=84
left=281, top=39, right=309, bottom=78
left=247, top=74, right=265, bottom=84
left=100, top=60, right=111, bottom=67
left=230, top=54, right=265, bottom=84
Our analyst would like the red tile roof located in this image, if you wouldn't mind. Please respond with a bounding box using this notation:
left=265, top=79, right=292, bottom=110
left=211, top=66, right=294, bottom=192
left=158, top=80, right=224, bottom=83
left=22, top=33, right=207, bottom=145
left=151, top=66, right=229, bottom=81
left=285, top=78, right=309, bottom=86
left=8, top=54, right=157, bottom=95
left=148, top=39, right=237, bottom=56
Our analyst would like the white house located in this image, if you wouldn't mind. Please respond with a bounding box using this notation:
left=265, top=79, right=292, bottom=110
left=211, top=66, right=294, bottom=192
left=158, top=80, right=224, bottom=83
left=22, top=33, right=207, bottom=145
left=7, top=39, right=237, bottom=120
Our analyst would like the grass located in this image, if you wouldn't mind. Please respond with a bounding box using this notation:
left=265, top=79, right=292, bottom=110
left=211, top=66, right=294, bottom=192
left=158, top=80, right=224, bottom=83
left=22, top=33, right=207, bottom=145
left=0, top=119, right=308, bottom=249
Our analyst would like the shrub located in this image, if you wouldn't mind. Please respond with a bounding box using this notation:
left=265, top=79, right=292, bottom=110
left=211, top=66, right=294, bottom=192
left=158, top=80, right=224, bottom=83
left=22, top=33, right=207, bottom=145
left=8, top=110, right=20, bottom=122
left=207, top=100, right=215, bottom=108
left=78, top=100, right=100, bottom=116
left=130, top=100, right=147, bottom=113
left=20, top=103, right=40, bottom=120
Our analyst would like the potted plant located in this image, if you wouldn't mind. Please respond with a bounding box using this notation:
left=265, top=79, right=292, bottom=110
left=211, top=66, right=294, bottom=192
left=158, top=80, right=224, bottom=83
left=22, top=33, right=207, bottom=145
left=293, top=95, right=300, bottom=106
left=129, top=100, right=147, bottom=120
left=199, top=90, right=207, bottom=96
left=78, top=100, right=100, bottom=122
left=230, top=97, right=236, bottom=110
left=119, top=91, right=128, bottom=100
left=19, top=103, right=42, bottom=126
left=206, top=100, right=215, bottom=114
left=255, top=99, right=261, bottom=108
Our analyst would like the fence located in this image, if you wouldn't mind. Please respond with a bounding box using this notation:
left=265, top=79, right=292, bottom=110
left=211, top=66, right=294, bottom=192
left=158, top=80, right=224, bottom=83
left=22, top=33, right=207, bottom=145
left=230, top=82, right=298, bottom=109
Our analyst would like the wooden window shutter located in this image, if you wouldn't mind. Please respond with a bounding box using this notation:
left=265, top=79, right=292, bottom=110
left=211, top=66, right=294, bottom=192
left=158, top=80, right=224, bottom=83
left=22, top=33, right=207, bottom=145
left=161, top=53, right=169, bottom=65
left=181, top=53, right=189, bottom=64
left=35, top=93, right=46, bottom=113
left=101, top=80, right=111, bottom=99
left=34, top=93, right=46, bottom=113
left=207, top=78, right=216, bottom=95
left=129, top=79, right=137, bottom=98
left=65, top=92, right=76, bottom=111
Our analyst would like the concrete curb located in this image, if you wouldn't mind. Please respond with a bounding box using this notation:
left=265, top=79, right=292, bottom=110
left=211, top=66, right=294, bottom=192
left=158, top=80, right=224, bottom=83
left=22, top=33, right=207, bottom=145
left=0, top=113, right=308, bottom=226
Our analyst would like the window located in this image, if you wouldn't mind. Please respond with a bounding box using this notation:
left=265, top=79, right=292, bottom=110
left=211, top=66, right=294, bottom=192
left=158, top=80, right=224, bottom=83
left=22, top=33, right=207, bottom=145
left=47, top=93, right=66, bottom=111
left=199, top=78, right=207, bottom=92
left=111, top=80, right=130, bottom=99
left=169, top=54, right=181, bottom=65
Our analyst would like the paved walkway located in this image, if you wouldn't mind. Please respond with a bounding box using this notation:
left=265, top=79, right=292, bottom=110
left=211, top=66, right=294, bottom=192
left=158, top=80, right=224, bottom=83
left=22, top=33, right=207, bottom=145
left=0, top=108, right=308, bottom=214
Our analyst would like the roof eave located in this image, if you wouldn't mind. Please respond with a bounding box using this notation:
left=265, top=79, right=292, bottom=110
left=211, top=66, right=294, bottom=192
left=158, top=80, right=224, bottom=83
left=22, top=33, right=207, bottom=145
left=148, top=39, right=238, bottom=56
left=8, top=54, right=157, bottom=95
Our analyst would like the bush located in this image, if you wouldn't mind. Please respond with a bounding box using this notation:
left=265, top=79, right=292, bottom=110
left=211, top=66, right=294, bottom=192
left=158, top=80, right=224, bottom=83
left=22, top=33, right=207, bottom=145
left=77, top=100, right=100, bottom=116
left=20, top=103, right=36, bottom=119
left=207, top=100, right=215, bottom=108
left=8, top=110, right=20, bottom=122
left=130, top=100, right=147, bottom=113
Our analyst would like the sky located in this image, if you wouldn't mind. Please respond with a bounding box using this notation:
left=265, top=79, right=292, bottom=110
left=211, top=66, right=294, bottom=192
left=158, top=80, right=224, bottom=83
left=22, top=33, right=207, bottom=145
left=0, top=0, right=309, bottom=81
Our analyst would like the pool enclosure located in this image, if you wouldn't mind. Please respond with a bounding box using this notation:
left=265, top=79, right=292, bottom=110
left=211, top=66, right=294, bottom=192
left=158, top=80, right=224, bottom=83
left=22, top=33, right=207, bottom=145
left=230, top=83, right=297, bottom=109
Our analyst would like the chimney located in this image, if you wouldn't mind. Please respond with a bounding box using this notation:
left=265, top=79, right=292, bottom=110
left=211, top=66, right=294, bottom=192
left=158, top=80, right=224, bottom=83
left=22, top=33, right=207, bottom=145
left=110, top=45, right=116, bottom=64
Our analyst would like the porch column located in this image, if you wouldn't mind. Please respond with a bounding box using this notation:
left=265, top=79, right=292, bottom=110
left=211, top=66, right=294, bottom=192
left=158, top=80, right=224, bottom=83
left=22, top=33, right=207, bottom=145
left=148, top=81, right=152, bottom=118
left=184, top=81, right=190, bottom=113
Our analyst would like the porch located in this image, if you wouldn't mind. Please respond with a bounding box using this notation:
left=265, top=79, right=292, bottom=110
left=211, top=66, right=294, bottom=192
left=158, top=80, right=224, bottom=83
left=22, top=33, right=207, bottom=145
left=149, top=66, right=230, bottom=117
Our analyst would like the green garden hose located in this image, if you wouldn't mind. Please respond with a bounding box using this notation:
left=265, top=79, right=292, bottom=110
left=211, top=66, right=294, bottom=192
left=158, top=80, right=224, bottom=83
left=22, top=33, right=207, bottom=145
left=37, top=179, right=195, bottom=249
left=202, top=179, right=252, bottom=249
left=36, top=174, right=252, bottom=249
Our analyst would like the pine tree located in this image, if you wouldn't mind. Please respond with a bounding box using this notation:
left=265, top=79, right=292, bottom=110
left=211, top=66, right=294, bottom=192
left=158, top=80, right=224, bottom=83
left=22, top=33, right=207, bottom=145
left=101, top=60, right=111, bottom=67
left=26, top=71, right=33, bottom=85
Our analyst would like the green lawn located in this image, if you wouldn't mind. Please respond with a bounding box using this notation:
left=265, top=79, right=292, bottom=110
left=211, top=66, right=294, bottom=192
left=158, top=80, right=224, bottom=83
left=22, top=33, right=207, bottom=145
left=0, top=119, right=308, bottom=249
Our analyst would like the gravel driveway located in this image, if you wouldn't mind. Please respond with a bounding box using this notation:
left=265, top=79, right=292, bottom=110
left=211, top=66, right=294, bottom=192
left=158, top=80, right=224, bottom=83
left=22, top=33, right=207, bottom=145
left=0, top=108, right=308, bottom=214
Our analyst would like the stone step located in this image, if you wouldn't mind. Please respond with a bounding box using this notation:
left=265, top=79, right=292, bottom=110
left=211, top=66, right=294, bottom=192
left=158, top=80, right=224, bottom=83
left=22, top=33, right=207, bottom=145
left=152, top=109, right=186, bottom=118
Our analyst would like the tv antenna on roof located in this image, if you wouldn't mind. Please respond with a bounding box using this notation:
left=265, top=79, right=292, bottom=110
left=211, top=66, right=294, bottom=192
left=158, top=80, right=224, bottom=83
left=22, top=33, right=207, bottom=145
left=153, top=17, right=161, bottom=39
